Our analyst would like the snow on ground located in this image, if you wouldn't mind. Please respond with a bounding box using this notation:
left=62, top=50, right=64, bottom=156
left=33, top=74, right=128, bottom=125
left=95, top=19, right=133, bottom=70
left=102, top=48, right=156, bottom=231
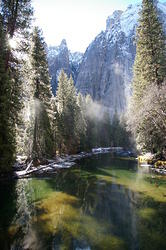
left=14, top=148, right=124, bottom=178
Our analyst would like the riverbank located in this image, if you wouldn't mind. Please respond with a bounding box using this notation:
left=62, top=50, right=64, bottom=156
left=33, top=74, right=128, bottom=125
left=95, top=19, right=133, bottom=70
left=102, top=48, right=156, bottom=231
left=2, top=154, right=166, bottom=250
left=10, top=149, right=166, bottom=178
left=14, top=152, right=92, bottom=179
left=14, top=147, right=123, bottom=179
left=151, top=160, right=166, bottom=175
left=13, top=147, right=138, bottom=179
left=138, top=153, right=166, bottom=175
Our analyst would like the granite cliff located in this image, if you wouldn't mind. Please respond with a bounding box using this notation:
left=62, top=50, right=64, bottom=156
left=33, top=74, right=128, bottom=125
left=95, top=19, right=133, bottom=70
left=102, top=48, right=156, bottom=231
left=48, top=2, right=166, bottom=114
left=47, top=39, right=83, bottom=94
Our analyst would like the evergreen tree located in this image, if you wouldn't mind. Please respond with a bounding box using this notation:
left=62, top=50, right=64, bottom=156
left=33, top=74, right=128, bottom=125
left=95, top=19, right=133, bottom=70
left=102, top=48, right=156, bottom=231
left=110, top=112, right=120, bottom=147
left=1, top=0, right=33, bottom=37
left=78, top=95, right=112, bottom=150
left=56, top=71, right=84, bottom=154
left=0, top=15, right=15, bottom=173
left=0, top=0, right=33, bottom=173
left=1, top=0, right=33, bottom=70
left=15, top=57, right=33, bottom=156
left=30, top=27, right=54, bottom=159
left=84, top=95, right=98, bottom=149
left=110, top=113, right=132, bottom=148
left=56, top=70, right=70, bottom=154
left=99, top=111, right=112, bottom=147
left=77, top=93, right=87, bottom=151
left=128, top=0, right=166, bottom=153
left=133, top=0, right=166, bottom=102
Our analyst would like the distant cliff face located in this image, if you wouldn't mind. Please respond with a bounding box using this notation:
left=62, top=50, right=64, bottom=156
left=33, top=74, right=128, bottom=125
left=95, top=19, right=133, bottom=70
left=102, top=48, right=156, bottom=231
left=47, top=2, right=166, bottom=114
left=47, top=40, right=83, bottom=94
left=76, top=2, right=166, bottom=115
left=75, top=5, right=139, bottom=115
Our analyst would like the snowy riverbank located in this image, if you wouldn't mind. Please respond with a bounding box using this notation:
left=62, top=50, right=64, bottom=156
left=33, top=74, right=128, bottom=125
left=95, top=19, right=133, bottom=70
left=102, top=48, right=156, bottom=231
left=14, top=147, right=123, bottom=179
left=14, top=152, right=90, bottom=178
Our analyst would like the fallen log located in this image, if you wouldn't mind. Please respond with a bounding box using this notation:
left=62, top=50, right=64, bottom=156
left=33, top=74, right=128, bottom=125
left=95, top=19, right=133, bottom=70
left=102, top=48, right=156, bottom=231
left=14, top=161, right=76, bottom=178
left=25, top=160, right=33, bottom=172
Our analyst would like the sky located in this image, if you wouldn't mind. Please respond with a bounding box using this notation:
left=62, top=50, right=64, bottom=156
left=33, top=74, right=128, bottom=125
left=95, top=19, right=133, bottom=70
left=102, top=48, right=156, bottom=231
left=32, top=0, right=165, bottom=52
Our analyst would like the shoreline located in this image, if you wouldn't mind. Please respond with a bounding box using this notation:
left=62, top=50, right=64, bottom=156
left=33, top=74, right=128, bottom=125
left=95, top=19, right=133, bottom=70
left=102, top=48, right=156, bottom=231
left=13, top=147, right=135, bottom=179
left=139, top=163, right=166, bottom=176
left=14, top=148, right=120, bottom=179
left=3, top=148, right=166, bottom=180
left=14, top=151, right=93, bottom=179
left=138, top=154, right=166, bottom=176
left=150, top=166, right=166, bottom=175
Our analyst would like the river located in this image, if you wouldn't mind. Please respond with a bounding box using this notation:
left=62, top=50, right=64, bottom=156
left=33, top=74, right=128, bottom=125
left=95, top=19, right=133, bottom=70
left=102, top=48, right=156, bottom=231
left=0, top=154, right=166, bottom=250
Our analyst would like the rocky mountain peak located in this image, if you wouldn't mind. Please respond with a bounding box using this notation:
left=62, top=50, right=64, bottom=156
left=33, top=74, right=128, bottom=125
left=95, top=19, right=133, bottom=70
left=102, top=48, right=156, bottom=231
left=60, top=39, right=68, bottom=49
left=106, top=10, right=123, bottom=31
left=47, top=40, right=83, bottom=94
left=76, top=2, right=166, bottom=116
left=47, top=1, right=166, bottom=115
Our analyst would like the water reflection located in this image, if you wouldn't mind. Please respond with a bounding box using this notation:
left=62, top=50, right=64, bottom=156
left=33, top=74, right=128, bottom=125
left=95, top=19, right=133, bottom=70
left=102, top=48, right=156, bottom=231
left=0, top=181, right=17, bottom=250
left=6, top=179, right=39, bottom=249
left=0, top=154, right=166, bottom=250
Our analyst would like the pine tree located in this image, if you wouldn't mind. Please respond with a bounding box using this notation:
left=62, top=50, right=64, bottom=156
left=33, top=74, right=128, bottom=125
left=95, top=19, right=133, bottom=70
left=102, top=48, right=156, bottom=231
left=0, top=0, right=33, bottom=173
left=1, top=0, right=33, bottom=37
left=56, top=71, right=83, bottom=154
left=55, top=70, right=69, bottom=154
left=0, top=15, right=15, bottom=173
left=133, top=0, right=166, bottom=102
left=84, top=95, right=98, bottom=149
left=99, top=111, right=111, bottom=147
left=66, top=75, right=81, bottom=152
left=110, top=112, right=120, bottom=147
left=30, top=27, right=54, bottom=160
left=77, top=93, right=87, bottom=151
left=15, top=57, right=33, bottom=156
left=51, top=97, right=58, bottom=155
left=128, top=0, right=166, bottom=153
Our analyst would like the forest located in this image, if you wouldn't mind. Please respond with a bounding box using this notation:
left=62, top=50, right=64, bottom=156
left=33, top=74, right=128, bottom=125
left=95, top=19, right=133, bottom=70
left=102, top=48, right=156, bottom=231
left=0, top=0, right=166, bottom=176
left=1, top=1, right=166, bottom=250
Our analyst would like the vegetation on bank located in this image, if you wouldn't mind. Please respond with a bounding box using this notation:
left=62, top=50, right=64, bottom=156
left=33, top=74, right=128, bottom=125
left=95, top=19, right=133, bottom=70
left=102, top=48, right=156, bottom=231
left=0, top=0, right=166, bottom=175
left=127, top=0, right=166, bottom=159
left=0, top=0, right=131, bottom=175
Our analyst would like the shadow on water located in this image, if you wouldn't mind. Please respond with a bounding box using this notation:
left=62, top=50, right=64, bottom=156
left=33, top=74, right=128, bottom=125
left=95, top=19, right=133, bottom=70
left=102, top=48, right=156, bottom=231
left=0, top=154, right=166, bottom=249
left=0, top=180, right=17, bottom=250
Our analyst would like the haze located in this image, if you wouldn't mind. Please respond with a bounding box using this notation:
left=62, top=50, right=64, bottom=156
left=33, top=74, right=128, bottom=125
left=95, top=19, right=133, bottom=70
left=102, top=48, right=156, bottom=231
left=33, top=0, right=165, bottom=52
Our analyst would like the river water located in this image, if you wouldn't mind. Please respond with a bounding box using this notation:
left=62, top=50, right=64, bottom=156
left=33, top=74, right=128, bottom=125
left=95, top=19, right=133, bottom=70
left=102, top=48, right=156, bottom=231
left=0, top=154, right=166, bottom=250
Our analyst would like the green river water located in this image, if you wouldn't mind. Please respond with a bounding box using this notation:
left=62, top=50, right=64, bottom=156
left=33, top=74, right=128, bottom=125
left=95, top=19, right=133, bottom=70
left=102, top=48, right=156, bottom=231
left=0, top=154, right=166, bottom=250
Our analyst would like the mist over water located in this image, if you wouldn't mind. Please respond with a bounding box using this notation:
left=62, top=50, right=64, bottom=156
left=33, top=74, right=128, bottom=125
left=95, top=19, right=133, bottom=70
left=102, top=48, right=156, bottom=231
left=86, top=100, right=108, bottom=121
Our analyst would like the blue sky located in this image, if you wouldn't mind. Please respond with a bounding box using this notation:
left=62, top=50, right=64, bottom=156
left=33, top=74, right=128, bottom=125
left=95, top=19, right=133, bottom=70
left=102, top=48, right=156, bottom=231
left=32, top=0, right=166, bottom=52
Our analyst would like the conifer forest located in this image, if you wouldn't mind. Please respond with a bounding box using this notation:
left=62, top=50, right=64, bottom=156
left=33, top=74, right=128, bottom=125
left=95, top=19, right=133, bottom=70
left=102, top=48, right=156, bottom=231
left=0, top=1, right=166, bottom=250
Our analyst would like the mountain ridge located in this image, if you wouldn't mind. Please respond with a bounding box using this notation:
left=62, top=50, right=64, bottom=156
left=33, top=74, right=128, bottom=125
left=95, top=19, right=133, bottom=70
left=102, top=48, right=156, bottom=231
left=76, top=1, right=166, bottom=114
left=47, top=39, right=83, bottom=94
left=47, top=1, right=166, bottom=114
